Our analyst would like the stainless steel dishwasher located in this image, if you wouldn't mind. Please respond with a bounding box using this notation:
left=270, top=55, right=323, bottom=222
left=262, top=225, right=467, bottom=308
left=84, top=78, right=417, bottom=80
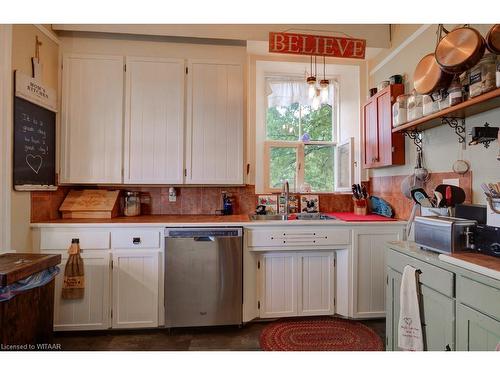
left=164, top=227, right=243, bottom=328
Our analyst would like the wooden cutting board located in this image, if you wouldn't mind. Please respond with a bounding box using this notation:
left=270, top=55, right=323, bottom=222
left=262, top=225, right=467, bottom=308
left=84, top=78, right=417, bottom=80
left=59, top=190, right=120, bottom=219
left=0, top=253, right=61, bottom=287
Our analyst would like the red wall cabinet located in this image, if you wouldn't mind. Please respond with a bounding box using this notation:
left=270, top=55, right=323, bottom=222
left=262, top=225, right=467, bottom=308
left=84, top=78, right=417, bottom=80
left=363, top=84, right=405, bottom=169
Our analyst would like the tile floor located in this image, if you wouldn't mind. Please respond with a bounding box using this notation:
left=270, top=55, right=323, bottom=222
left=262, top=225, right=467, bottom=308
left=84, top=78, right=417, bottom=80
left=54, top=318, right=386, bottom=351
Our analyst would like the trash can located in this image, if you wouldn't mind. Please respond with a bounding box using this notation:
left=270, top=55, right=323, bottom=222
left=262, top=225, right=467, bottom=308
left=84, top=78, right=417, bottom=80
left=0, top=253, right=61, bottom=348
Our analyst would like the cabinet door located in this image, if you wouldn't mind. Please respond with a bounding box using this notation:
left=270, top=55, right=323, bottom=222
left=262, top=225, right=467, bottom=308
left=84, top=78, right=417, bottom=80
left=363, top=99, right=378, bottom=168
left=298, top=252, right=335, bottom=316
left=385, top=267, right=400, bottom=351
left=386, top=268, right=455, bottom=351
left=52, top=251, right=111, bottom=331
left=186, top=60, right=243, bottom=184
left=457, top=304, right=500, bottom=351
left=259, top=253, right=297, bottom=318
left=420, top=285, right=455, bottom=351
left=376, top=90, right=392, bottom=166
left=60, top=54, right=124, bottom=183
left=353, top=229, right=402, bottom=318
left=124, top=57, right=184, bottom=184
left=112, top=250, right=159, bottom=328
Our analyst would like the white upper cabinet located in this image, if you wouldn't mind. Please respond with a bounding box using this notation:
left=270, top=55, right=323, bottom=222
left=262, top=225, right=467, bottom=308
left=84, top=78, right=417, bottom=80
left=124, top=57, right=185, bottom=184
left=186, top=60, right=244, bottom=184
left=60, top=54, right=124, bottom=183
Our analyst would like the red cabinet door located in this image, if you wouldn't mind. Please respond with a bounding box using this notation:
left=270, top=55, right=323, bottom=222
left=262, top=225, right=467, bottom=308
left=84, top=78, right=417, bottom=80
left=363, top=99, right=378, bottom=168
left=363, top=84, right=405, bottom=169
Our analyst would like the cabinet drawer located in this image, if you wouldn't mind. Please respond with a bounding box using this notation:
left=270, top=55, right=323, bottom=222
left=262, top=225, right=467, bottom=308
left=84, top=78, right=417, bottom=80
left=457, top=275, right=500, bottom=320
left=387, top=249, right=454, bottom=297
left=247, top=228, right=350, bottom=247
left=111, top=230, right=161, bottom=249
left=40, top=230, right=110, bottom=250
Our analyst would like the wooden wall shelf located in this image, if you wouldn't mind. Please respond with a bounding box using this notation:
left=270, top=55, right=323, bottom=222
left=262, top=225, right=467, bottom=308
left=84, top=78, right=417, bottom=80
left=392, top=88, right=500, bottom=134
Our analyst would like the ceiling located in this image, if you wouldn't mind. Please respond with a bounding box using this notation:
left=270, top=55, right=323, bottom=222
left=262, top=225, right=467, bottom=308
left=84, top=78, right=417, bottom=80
left=52, top=24, right=392, bottom=48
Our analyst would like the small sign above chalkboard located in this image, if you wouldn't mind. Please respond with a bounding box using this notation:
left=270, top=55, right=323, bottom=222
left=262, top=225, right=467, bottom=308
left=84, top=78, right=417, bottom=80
left=13, top=71, right=57, bottom=191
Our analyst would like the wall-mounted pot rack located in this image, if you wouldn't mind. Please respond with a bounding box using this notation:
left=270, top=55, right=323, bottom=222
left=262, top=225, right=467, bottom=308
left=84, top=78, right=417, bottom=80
left=394, top=87, right=500, bottom=147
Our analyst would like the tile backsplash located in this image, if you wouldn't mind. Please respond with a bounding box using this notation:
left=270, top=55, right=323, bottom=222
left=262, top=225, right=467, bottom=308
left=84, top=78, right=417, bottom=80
left=369, top=171, right=472, bottom=220
left=31, top=185, right=355, bottom=222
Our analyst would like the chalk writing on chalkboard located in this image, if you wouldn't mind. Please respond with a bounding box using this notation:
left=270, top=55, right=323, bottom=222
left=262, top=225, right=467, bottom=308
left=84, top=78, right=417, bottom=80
left=13, top=96, right=56, bottom=190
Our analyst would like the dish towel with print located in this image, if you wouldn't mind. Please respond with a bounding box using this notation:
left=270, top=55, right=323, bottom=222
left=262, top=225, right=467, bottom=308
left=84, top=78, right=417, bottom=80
left=398, top=265, right=424, bottom=351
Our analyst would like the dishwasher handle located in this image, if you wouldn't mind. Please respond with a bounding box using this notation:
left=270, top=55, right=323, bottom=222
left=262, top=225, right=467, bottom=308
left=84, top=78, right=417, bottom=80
left=165, top=227, right=243, bottom=238
left=193, top=236, right=216, bottom=242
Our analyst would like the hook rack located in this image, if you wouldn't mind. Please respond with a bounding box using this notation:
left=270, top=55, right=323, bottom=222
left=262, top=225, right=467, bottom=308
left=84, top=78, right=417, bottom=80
left=403, top=129, right=422, bottom=153
left=442, top=117, right=466, bottom=146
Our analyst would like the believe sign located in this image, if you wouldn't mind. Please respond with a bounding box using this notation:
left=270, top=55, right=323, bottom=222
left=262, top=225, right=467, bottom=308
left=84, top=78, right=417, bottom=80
left=269, top=32, right=366, bottom=59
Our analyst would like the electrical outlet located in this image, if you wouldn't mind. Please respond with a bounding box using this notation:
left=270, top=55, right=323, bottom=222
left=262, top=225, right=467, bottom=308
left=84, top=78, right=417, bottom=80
left=168, top=187, right=177, bottom=202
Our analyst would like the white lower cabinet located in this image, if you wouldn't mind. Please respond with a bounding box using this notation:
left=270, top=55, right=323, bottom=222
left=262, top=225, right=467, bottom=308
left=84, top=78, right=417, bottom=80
left=112, top=250, right=160, bottom=328
left=298, top=252, right=335, bottom=316
left=259, top=253, right=298, bottom=318
left=52, top=250, right=111, bottom=331
left=352, top=228, right=403, bottom=318
left=258, top=251, right=335, bottom=318
left=37, top=227, right=163, bottom=331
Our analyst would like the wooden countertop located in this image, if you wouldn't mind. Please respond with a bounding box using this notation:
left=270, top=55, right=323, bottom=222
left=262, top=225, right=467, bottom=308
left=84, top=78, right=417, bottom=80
left=439, top=253, right=500, bottom=281
left=32, top=214, right=252, bottom=224
left=0, top=253, right=62, bottom=287
left=31, top=214, right=407, bottom=227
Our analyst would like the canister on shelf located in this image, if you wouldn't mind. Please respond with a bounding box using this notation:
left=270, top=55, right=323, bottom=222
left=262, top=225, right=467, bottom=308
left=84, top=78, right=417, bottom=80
left=392, top=94, right=409, bottom=127
left=422, top=94, right=439, bottom=115
left=469, top=53, right=497, bottom=98
left=496, top=55, right=500, bottom=88
left=407, top=90, right=423, bottom=121
left=448, top=78, right=463, bottom=106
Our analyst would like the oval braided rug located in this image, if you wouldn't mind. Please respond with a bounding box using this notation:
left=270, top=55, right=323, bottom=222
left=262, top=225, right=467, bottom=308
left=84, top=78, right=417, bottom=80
left=259, top=317, right=383, bottom=351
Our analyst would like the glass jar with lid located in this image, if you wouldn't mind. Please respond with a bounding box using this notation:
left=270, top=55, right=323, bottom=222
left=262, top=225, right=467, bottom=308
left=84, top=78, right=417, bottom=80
left=392, top=94, right=409, bottom=127
left=447, top=78, right=463, bottom=106
left=407, top=90, right=423, bottom=121
left=469, top=53, right=497, bottom=98
left=123, top=191, right=141, bottom=217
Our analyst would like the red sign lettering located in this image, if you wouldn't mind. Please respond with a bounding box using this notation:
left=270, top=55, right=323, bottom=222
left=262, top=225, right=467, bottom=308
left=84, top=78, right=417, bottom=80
left=269, top=32, right=366, bottom=59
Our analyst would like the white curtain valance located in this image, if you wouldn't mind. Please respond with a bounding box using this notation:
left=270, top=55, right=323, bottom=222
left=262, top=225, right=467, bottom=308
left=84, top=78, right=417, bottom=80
left=266, top=78, right=335, bottom=108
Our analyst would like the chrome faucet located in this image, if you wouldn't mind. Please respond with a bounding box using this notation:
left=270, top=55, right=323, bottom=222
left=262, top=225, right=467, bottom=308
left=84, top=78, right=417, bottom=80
left=281, top=180, right=290, bottom=219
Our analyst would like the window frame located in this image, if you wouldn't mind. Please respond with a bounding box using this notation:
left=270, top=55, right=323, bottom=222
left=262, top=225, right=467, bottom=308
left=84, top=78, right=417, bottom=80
left=263, top=77, right=339, bottom=193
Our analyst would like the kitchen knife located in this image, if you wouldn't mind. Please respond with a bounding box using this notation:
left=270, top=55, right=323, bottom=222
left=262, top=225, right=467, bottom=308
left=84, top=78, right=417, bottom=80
left=352, top=184, right=360, bottom=199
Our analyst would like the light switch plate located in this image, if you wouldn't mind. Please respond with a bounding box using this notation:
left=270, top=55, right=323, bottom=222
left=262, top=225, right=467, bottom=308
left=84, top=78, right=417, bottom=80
left=442, top=178, right=459, bottom=187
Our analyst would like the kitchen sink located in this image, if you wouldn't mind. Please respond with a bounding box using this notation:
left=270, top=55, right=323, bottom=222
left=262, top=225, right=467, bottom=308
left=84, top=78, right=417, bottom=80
left=248, top=214, right=288, bottom=221
left=248, top=213, right=337, bottom=221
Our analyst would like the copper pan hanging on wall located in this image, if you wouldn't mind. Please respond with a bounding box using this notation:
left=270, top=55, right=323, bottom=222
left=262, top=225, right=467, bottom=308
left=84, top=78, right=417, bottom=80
left=413, top=53, right=453, bottom=95
left=486, top=24, right=500, bottom=54
left=435, top=25, right=486, bottom=74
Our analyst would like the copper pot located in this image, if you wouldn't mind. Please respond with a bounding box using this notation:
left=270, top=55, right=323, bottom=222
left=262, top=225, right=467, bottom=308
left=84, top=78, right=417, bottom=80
left=435, top=26, right=486, bottom=74
left=486, top=24, right=500, bottom=54
left=413, top=53, right=454, bottom=95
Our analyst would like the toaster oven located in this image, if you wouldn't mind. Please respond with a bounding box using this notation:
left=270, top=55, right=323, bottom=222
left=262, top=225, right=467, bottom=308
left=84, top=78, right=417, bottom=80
left=415, top=216, right=477, bottom=254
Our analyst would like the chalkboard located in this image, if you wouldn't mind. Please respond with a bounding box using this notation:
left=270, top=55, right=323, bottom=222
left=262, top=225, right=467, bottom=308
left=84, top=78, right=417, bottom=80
left=13, top=96, right=56, bottom=189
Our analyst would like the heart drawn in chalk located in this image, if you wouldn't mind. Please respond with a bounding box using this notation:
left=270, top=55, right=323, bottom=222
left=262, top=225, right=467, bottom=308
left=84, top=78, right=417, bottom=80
left=403, top=317, right=413, bottom=326
left=26, top=154, right=43, bottom=174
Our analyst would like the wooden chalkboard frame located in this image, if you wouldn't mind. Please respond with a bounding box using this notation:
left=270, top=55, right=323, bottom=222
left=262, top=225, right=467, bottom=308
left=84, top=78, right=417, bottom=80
left=13, top=71, right=57, bottom=191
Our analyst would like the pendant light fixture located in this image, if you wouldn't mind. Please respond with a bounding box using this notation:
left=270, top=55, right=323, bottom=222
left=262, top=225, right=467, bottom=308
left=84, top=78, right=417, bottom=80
left=306, top=55, right=329, bottom=105
left=307, top=55, right=317, bottom=99
left=319, top=56, right=329, bottom=103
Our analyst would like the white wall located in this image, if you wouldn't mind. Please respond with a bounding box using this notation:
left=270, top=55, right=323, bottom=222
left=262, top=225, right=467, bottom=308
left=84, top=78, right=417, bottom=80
left=368, top=24, right=500, bottom=204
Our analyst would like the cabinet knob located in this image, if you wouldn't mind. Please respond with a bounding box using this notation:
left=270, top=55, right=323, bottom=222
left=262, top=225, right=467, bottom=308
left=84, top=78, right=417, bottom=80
left=132, top=237, right=141, bottom=245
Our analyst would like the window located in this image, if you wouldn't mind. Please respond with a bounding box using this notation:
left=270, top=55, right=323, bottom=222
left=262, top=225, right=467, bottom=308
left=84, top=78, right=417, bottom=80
left=264, top=78, right=338, bottom=193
